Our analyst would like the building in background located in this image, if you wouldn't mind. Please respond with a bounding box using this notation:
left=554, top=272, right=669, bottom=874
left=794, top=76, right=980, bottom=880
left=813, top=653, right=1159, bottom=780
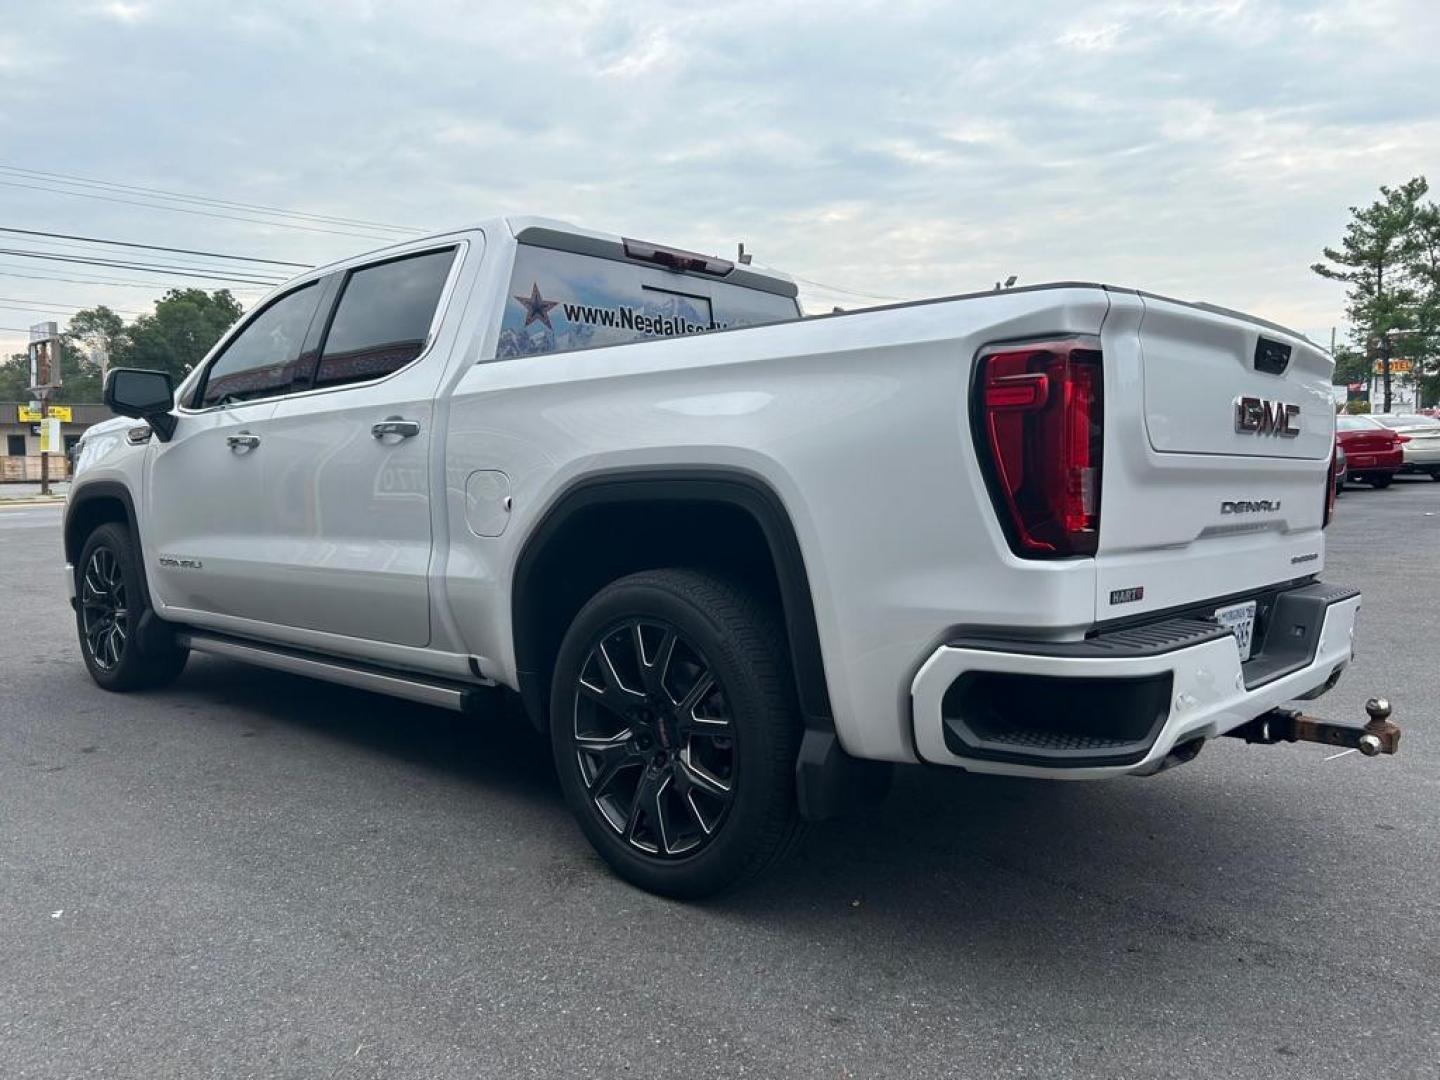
left=0, top=402, right=111, bottom=482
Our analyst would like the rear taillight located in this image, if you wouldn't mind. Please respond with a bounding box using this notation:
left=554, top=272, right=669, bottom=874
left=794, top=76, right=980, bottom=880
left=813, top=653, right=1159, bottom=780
left=973, top=339, right=1103, bottom=557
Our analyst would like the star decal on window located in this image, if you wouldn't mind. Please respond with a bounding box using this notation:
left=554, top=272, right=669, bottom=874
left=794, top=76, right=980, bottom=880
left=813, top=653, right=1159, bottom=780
left=513, top=282, right=559, bottom=330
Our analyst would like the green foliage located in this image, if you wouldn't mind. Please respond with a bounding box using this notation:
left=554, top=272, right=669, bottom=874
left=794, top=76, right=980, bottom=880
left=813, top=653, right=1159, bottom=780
left=0, top=290, right=242, bottom=404
left=1314, top=176, right=1439, bottom=408
left=0, top=353, right=30, bottom=401
left=115, top=289, right=244, bottom=384
left=1330, top=345, right=1370, bottom=387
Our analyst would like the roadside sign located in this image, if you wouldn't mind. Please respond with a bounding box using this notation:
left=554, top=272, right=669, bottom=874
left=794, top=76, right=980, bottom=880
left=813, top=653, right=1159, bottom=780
left=27, top=322, right=61, bottom=389
left=1373, top=358, right=1413, bottom=375
left=18, top=404, right=71, bottom=422
left=38, top=418, right=62, bottom=453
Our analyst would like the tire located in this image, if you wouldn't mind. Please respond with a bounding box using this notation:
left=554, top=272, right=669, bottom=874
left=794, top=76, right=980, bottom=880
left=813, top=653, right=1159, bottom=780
left=549, top=568, right=803, bottom=899
left=1369, top=475, right=1393, bottom=489
left=1430, top=469, right=1440, bottom=482
left=75, top=522, right=189, bottom=691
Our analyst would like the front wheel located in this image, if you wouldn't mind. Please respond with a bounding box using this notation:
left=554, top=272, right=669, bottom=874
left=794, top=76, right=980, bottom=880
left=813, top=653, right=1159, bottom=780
left=549, top=569, right=803, bottom=898
left=75, top=523, right=188, bottom=691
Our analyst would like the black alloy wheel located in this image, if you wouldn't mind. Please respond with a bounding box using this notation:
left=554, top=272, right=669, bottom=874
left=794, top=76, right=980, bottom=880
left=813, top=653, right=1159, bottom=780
left=549, top=568, right=803, bottom=898
left=80, top=544, right=129, bottom=671
left=74, top=522, right=188, bottom=691
left=571, top=618, right=737, bottom=858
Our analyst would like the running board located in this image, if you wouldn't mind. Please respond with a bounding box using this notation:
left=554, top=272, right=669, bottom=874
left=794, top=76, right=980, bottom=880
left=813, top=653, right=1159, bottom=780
left=176, top=631, right=493, bottom=714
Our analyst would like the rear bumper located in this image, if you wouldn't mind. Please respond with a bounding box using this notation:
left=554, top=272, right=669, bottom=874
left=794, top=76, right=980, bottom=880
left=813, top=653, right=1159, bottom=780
left=911, top=582, right=1360, bottom=779
left=1345, top=451, right=1402, bottom=475
left=1401, top=445, right=1440, bottom=469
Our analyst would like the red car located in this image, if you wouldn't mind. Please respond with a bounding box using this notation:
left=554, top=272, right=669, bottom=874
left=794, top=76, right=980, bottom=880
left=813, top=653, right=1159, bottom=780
left=1335, top=414, right=1405, bottom=488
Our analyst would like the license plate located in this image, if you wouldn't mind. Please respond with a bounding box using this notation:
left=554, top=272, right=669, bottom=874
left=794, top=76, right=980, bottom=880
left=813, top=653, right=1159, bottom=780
left=1215, top=600, right=1258, bottom=662
left=1351, top=454, right=1374, bottom=467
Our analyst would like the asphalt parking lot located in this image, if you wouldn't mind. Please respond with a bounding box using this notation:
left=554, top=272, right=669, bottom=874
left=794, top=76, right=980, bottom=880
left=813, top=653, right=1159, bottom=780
left=2, top=481, right=1437, bottom=1080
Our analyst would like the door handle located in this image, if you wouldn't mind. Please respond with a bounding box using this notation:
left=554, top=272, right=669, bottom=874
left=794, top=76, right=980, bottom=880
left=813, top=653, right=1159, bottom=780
left=226, top=431, right=261, bottom=451
left=372, top=417, right=421, bottom=440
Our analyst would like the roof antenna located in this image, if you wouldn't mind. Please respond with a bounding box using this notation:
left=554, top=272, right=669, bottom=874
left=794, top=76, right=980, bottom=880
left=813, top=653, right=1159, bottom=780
left=993, top=274, right=1018, bottom=291
left=737, top=242, right=753, bottom=266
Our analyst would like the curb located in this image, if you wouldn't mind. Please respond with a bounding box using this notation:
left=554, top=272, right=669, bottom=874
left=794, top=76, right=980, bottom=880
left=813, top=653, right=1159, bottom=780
left=0, top=498, right=65, bottom=509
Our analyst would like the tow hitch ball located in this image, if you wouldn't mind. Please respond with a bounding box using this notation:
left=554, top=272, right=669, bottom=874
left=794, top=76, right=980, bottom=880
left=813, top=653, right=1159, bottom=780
left=1229, top=698, right=1401, bottom=757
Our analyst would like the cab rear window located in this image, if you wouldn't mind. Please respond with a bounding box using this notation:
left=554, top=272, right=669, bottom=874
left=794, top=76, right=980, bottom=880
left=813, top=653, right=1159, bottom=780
left=494, top=244, right=798, bottom=360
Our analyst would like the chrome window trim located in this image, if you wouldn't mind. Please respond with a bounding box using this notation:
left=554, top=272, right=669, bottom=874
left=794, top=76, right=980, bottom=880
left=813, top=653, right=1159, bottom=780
left=177, top=238, right=472, bottom=415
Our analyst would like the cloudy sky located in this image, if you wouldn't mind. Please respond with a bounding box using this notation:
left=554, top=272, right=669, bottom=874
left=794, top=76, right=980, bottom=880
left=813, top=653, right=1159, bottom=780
left=1, top=0, right=1437, bottom=362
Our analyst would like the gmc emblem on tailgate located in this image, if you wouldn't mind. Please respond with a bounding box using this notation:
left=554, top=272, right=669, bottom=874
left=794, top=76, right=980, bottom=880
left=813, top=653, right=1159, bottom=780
left=1234, top=396, right=1301, bottom=437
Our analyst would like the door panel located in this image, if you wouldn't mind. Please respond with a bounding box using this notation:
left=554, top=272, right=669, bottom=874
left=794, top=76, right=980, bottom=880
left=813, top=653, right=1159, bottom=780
left=258, top=387, right=434, bottom=646
left=145, top=401, right=277, bottom=619
left=241, top=245, right=464, bottom=648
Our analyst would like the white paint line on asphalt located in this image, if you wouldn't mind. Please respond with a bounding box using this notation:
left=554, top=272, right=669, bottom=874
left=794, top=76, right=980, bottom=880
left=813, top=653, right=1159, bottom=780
left=1324, top=748, right=1359, bottom=762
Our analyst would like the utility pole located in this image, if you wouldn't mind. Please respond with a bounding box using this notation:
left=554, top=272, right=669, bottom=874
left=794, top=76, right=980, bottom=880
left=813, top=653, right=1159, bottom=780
left=1379, top=332, right=1393, bottom=413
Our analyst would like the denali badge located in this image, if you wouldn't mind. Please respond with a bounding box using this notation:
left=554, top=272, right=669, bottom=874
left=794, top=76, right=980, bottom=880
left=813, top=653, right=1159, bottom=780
left=158, top=555, right=204, bottom=570
left=1235, top=396, right=1300, bottom=437
left=1221, top=499, right=1281, bottom=514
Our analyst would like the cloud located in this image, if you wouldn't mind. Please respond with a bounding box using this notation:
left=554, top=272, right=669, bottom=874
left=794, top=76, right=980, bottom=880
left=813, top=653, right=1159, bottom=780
left=91, top=0, right=156, bottom=23
left=0, top=0, right=1435, bottom=343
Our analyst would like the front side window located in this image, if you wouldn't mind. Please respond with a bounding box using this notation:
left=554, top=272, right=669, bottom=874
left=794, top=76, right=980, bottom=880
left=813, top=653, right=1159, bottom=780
left=312, top=248, right=456, bottom=389
left=198, top=283, right=320, bottom=407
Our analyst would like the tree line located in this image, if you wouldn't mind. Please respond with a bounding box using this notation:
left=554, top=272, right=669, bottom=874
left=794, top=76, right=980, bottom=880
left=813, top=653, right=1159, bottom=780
left=0, top=288, right=243, bottom=403
left=1313, top=176, right=1438, bottom=411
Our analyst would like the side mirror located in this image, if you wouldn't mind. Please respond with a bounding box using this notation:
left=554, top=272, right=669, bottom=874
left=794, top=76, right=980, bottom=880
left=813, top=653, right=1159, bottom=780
left=104, top=368, right=177, bottom=441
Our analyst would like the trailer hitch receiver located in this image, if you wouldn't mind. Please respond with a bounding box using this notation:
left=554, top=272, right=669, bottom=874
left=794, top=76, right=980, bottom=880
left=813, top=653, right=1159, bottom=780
left=1229, top=697, right=1401, bottom=757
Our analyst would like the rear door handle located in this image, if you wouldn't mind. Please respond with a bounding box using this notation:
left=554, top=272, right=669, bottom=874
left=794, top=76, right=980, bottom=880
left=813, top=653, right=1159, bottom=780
left=226, top=432, right=261, bottom=451
left=372, top=417, right=421, bottom=440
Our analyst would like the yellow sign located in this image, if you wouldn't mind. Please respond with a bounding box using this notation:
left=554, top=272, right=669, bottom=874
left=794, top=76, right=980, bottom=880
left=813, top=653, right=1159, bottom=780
left=1372, top=358, right=1413, bottom=375
left=38, top=418, right=62, bottom=453
left=17, top=405, right=71, bottom=422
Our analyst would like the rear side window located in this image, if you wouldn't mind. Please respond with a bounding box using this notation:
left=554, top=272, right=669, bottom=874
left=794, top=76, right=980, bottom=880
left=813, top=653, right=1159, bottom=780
left=494, top=244, right=800, bottom=360
left=313, top=248, right=456, bottom=389
left=198, top=283, right=320, bottom=407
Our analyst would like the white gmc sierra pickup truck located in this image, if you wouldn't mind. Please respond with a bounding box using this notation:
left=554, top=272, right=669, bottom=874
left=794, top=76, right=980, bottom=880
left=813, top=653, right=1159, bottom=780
left=66, top=216, right=1399, bottom=897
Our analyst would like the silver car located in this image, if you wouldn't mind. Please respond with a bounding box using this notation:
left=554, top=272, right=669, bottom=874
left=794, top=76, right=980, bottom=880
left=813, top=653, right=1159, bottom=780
left=1371, top=414, right=1440, bottom=480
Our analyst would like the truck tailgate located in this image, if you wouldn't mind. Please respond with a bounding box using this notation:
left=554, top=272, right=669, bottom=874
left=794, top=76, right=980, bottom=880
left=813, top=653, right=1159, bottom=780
left=1095, top=292, right=1335, bottom=621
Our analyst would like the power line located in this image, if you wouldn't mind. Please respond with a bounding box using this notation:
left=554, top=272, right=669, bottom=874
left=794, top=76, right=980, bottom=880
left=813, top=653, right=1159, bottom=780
left=0, top=163, right=424, bottom=234
left=0, top=247, right=289, bottom=282
left=0, top=297, right=145, bottom=316
left=0, top=264, right=270, bottom=291
left=0, top=249, right=286, bottom=286
left=0, top=226, right=314, bottom=268
left=0, top=178, right=407, bottom=242
left=789, top=273, right=908, bottom=303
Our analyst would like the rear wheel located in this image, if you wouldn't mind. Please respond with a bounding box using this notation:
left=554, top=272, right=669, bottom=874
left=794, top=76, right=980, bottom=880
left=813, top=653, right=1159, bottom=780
left=549, top=569, right=803, bottom=898
left=75, top=523, right=188, bottom=691
left=1369, top=475, right=1393, bottom=489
